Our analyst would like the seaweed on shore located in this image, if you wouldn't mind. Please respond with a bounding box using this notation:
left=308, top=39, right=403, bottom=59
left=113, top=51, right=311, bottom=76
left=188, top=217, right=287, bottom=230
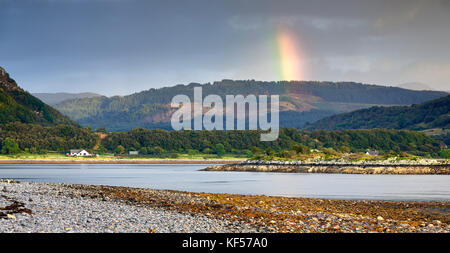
left=65, top=184, right=450, bottom=233
left=0, top=195, right=33, bottom=219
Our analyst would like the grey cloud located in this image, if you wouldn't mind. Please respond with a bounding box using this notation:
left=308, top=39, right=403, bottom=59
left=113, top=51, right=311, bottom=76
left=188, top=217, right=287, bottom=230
left=0, top=0, right=449, bottom=95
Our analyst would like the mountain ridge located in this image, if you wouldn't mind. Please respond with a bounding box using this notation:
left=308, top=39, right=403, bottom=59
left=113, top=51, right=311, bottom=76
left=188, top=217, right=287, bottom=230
left=304, top=95, right=450, bottom=131
left=397, top=82, right=434, bottom=91
left=53, top=79, right=448, bottom=131
left=0, top=66, right=77, bottom=126
left=32, top=92, right=102, bottom=105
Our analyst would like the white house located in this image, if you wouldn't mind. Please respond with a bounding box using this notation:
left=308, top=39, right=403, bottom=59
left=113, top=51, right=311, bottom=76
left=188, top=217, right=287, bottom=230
left=365, top=150, right=379, bottom=156
left=129, top=151, right=139, bottom=155
left=69, top=149, right=91, bottom=156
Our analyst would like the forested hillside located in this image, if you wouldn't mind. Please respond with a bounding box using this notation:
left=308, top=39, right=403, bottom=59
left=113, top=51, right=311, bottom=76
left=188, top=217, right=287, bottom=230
left=0, top=67, right=447, bottom=158
left=0, top=122, right=442, bottom=157
left=305, top=95, right=450, bottom=131
left=100, top=128, right=442, bottom=157
left=0, top=122, right=97, bottom=153
left=54, top=80, right=448, bottom=131
left=0, top=67, right=77, bottom=126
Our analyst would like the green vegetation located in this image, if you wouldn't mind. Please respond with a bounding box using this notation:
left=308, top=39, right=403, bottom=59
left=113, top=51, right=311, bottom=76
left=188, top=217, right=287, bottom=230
left=439, top=149, right=450, bottom=159
left=304, top=95, right=450, bottom=146
left=53, top=79, right=447, bottom=131
left=305, top=95, right=449, bottom=131
left=0, top=122, right=98, bottom=153
left=0, top=89, right=77, bottom=126
left=0, top=71, right=77, bottom=126
left=0, top=67, right=447, bottom=160
left=0, top=124, right=446, bottom=158
left=114, top=145, right=125, bottom=154
left=1, top=137, right=19, bottom=154
left=214, top=144, right=225, bottom=157
left=100, top=128, right=443, bottom=157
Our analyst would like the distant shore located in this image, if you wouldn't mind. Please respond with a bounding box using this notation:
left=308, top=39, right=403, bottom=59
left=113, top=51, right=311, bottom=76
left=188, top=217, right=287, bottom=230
left=0, top=158, right=244, bottom=164
left=1, top=180, right=448, bottom=233
left=203, top=160, right=450, bottom=174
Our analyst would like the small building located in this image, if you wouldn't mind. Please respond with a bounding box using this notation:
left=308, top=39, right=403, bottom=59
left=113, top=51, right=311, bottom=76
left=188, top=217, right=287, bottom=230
left=365, top=150, right=379, bottom=156
left=129, top=151, right=139, bottom=155
left=69, top=149, right=91, bottom=156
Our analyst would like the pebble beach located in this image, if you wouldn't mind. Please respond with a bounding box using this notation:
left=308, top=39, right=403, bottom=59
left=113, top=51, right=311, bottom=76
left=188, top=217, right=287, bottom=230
left=0, top=180, right=448, bottom=233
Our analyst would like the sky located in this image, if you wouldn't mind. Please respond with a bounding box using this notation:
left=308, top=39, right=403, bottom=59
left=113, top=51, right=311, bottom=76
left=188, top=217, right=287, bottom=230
left=1, top=0, right=449, bottom=96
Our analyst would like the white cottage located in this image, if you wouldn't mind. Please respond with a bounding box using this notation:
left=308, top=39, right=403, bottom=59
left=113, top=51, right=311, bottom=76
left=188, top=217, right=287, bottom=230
left=70, top=149, right=91, bottom=156
left=365, top=150, right=379, bottom=156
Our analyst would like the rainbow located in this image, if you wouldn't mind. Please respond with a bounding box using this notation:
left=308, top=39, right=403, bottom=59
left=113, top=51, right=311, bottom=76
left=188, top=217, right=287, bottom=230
left=276, top=28, right=305, bottom=81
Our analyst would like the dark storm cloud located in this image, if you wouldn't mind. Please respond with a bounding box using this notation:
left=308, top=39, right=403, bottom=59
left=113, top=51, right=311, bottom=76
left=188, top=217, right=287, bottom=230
left=0, top=0, right=449, bottom=95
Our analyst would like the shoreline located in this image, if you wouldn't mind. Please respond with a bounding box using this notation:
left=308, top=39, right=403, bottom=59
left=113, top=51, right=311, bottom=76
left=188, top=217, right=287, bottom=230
left=0, top=180, right=449, bottom=233
left=0, top=159, right=244, bottom=164
left=203, top=162, right=450, bottom=175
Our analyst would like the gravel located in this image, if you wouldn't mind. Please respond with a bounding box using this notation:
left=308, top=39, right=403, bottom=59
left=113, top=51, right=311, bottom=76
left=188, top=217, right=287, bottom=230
left=1, top=180, right=448, bottom=233
left=0, top=181, right=257, bottom=233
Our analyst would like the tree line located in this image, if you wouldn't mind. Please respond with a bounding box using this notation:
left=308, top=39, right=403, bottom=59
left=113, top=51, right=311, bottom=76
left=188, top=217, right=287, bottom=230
left=0, top=123, right=97, bottom=154
left=101, top=128, right=443, bottom=157
left=0, top=123, right=445, bottom=157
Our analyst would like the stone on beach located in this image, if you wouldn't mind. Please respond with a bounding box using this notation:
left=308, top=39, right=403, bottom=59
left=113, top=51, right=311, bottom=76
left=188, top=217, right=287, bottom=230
left=0, top=180, right=448, bottom=233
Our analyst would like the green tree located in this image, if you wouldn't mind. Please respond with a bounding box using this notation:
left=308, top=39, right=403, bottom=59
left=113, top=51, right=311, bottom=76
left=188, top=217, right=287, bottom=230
left=96, top=145, right=108, bottom=155
left=251, top=146, right=261, bottom=154
left=439, top=149, right=450, bottom=159
left=153, top=146, right=166, bottom=155
left=280, top=150, right=295, bottom=158
left=338, top=145, right=351, bottom=153
left=215, top=143, right=225, bottom=157
left=202, top=148, right=213, bottom=154
left=265, top=147, right=275, bottom=156
left=1, top=138, right=20, bottom=155
left=187, top=149, right=199, bottom=157
left=322, top=147, right=338, bottom=156
left=96, top=127, right=107, bottom=133
left=38, top=149, right=48, bottom=155
left=292, top=144, right=309, bottom=154
left=115, top=145, right=125, bottom=154
left=139, top=147, right=148, bottom=155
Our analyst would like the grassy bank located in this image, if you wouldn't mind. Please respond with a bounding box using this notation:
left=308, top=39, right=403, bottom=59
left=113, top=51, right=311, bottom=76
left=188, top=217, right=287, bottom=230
left=0, top=153, right=247, bottom=160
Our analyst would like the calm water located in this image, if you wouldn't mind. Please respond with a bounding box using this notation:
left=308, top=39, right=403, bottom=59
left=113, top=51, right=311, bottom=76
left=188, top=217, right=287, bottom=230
left=0, top=164, right=449, bottom=201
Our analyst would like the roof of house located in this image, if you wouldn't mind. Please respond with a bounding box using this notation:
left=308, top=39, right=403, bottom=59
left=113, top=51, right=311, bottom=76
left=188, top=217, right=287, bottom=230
left=70, top=149, right=88, bottom=153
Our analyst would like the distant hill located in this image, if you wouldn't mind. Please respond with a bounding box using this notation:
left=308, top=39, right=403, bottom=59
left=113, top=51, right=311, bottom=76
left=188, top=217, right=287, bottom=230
left=397, top=82, right=434, bottom=91
left=33, top=92, right=102, bottom=105
left=304, top=95, right=450, bottom=131
left=54, top=79, right=448, bottom=131
left=0, top=66, right=77, bottom=126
